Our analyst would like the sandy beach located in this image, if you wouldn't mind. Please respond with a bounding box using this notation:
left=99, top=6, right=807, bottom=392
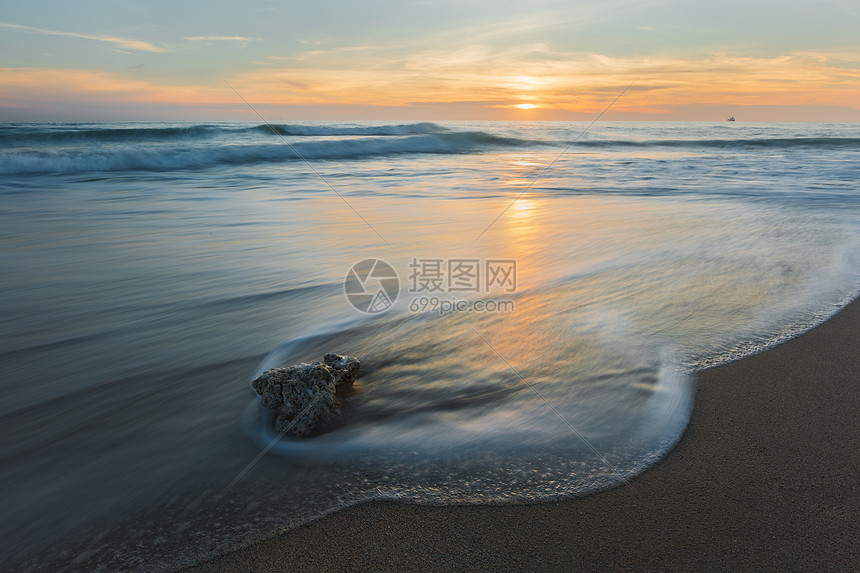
left=188, top=297, right=859, bottom=572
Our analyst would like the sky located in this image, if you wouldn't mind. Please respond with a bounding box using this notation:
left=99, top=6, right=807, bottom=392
left=1, top=0, right=859, bottom=121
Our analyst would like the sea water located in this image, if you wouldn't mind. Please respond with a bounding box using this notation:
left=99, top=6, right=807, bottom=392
left=1, top=121, right=858, bottom=570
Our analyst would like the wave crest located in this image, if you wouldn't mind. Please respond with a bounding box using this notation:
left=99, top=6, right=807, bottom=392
left=0, top=131, right=537, bottom=174
left=258, top=122, right=447, bottom=136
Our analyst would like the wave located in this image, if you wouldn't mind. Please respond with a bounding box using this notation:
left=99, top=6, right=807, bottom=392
left=0, top=124, right=227, bottom=144
left=257, top=122, right=447, bottom=136
left=0, top=122, right=449, bottom=145
left=576, top=136, right=860, bottom=149
left=3, top=120, right=858, bottom=174
left=0, top=131, right=537, bottom=174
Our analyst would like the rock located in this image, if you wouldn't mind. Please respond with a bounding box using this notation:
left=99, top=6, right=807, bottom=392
left=251, top=354, right=360, bottom=436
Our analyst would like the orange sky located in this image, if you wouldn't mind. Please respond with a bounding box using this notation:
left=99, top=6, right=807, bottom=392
left=1, top=2, right=859, bottom=121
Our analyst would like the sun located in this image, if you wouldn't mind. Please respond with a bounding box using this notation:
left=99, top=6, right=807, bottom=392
left=515, top=103, right=538, bottom=109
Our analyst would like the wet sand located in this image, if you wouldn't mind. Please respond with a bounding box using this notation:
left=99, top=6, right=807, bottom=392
left=188, top=298, right=859, bottom=572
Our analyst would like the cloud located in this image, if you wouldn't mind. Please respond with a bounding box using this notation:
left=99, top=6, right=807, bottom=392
left=2, top=43, right=858, bottom=121
left=0, top=21, right=165, bottom=53
left=0, top=68, right=220, bottom=106
left=183, top=36, right=263, bottom=42
left=226, top=44, right=860, bottom=114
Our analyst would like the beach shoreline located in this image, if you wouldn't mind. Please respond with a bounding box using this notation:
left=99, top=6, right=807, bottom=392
left=187, top=297, right=859, bottom=572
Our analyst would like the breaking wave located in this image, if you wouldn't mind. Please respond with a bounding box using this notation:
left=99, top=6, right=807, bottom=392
left=0, top=124, right=226, bottom=144
left=2, top=120, right=857, bottom=175
left=0, top=131, right=537, bottom=174
left=257, top=122, right=447, bottom=136
left=0, top=122, right=449, bottom=145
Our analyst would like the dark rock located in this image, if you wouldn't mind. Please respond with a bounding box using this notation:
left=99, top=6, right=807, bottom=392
left=252, top=354, right=360, bottom=436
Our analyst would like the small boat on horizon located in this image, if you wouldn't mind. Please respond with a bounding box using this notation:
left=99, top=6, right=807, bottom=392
left=727, top=116, right=736, bottom=122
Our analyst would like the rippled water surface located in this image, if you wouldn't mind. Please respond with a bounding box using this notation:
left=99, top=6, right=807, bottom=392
left=1, top=121, right=858, bottom=570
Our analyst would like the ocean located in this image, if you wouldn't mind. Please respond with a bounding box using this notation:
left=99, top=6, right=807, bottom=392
left=1, top=120, right=858, bottom=570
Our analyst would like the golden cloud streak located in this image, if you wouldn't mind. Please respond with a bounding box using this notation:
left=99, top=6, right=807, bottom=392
left=184, top=36, right=263, bottom=42
left=0, top=68, right=220, bottom=106
left=230, top=46, right=860, bottom=111
left=1, top=47, right=858, bottom=115
left=0, top=21, right=165, bottom=53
